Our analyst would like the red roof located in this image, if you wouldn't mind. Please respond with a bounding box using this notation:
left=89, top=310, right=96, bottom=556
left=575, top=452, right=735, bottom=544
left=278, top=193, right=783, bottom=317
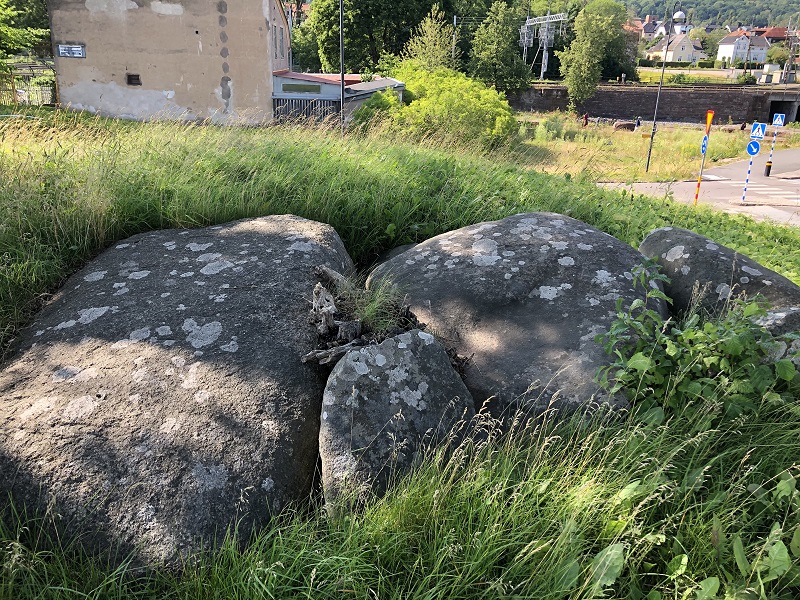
left=273, top=70, right=362, bottom=85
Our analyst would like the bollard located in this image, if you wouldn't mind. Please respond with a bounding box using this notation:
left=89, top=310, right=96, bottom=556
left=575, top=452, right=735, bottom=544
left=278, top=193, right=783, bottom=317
left=764, top=161, right=772, bottom=177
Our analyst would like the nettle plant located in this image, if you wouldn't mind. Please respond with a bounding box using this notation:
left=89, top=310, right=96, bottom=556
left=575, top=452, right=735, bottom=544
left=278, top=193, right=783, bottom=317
left=596, top=265, right=800, bottom=422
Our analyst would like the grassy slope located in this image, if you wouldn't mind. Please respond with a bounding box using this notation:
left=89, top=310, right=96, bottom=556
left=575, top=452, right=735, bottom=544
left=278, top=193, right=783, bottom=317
left=1, top=108, right=800, bottom=598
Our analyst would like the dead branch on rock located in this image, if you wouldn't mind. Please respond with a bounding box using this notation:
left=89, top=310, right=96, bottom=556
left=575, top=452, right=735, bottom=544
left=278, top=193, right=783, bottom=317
left=311, top=282, right=337, bottom=336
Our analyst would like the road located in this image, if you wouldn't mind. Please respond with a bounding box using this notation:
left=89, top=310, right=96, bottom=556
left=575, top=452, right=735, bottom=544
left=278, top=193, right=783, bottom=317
left=603, top=147, right=800, bottom=226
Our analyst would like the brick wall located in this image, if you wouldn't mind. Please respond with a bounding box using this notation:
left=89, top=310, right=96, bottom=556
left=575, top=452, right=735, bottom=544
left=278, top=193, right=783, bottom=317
left=510, top=84, right=796, bottom=124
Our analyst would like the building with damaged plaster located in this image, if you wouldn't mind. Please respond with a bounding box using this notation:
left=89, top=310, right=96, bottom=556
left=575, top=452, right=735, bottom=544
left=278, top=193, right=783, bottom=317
left=49, top=0, right=291, bottom=123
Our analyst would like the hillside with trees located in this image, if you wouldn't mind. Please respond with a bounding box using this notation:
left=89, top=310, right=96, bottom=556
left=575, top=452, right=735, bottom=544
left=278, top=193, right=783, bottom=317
left=624, top=0, right=799, bottom=28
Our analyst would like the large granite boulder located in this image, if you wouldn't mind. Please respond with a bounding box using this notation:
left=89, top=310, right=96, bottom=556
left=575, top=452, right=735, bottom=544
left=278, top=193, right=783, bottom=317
left=639, top=227, right=800, bottom=315
left=368, top=213, right=667, bottom=415
left=0, top=215, right=353, bottom=567
left=319, top=330, right=474, bottom=506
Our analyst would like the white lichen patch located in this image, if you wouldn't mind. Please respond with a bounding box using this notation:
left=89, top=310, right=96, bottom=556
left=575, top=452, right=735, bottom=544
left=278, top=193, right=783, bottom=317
left=664, top=246, right=689, bottom=262
left=374, top=353, right=387, bottom=367
left=54, top=319, right=77, bottom=330
left=220, top=340, right=239, bottom=352
left=78, top=306, right=111, bottom=324
left=20, top=397, right=56, bottom=421
left=592, top=270, right=616, bottom=286
left=706, top=242, right=719, bottom=250
left=288, top=241, right=314, bottom=253
left=180, top=272, right=194, bottom=278
left=192, top=464, right=228, bottom=493
left=716, top=283, right=732, bottom=300
left=116, top=243, right=131, bottom=249
left=740, top=276, right=750, bottom=284
left=261, top=478, right=275, bottom=492
left=159, top=417, right=181, bottom=434
left=61, top=396, right=98, bottom=422
left=201, top=260, right=234, bottom=275
left=180, top=362, right=201, bottom=389
left=549, top=241, right=569, bottom=251
left=128, top=271, right=151, bottom=280
left=84, top=271, right=107, bottom=282
left=113, top=287, right=130, bottom=296
left=577, top=243, right=593, bottom=251
left=680, top=266, right=691, bottom=275
left=182, top=319, right=222, bottom=348
left=187, top=243, right=213, bottom=252
left=741, top=266, right=763, bottom=276
left=558, top=256, right=575, bottom=266
left=156, top=326, right=172, bottom=336
left=129, top=327, right=151, bottom=342
left=197, top=253, right=221, bottom=263
left=163, top=241, right=177, bottom=250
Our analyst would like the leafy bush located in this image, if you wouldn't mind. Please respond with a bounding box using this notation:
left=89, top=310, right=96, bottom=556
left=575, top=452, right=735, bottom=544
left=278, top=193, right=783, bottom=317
left=597, top=269, right=799, bottom=422
left=353, top=60, right=517, bottom=147
left=638, top=58, right=655, bottom=67
left=667, top=73, right=688, bottom=84
left=696, top=60, right=715, bottom=68
left=737, top=73, right=757, bottom=85
left=534, top=114, right=564, bottom=140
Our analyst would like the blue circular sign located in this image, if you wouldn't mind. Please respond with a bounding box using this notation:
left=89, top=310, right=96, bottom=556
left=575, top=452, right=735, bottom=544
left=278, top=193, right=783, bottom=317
left=701, top=135, right=708, bottom=155
left=746, top=140, right=760, bottom=156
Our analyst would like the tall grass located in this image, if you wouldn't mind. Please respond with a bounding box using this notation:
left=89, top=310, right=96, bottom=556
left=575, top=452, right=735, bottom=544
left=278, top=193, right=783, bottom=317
left=4, top=399, right=800, bottom=598
left=2, top=108, right=800, bottom=598
left=2, top=108, right=799, bottom=360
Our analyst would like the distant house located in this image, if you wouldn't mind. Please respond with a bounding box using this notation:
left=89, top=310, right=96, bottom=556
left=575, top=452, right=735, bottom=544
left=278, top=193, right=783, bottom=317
left=272, top=71, right=405, bottom=122
left=756, top=27, right=788, bottom=44
left=645, top=33, right=707, bottom=63
left=716, top=33, right=770, bottom=65
left=641, top=16, right=660, bottom=42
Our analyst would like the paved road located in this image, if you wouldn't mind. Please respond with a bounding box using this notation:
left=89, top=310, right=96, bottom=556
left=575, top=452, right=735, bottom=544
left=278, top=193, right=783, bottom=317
left=603, top=148, right=800, bottom=226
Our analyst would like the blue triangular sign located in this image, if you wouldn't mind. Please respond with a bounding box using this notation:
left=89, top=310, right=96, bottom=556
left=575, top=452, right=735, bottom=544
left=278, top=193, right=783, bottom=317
left=773, top=114, right=785, bottom=127
left=750, top=122, right=766, bottom=139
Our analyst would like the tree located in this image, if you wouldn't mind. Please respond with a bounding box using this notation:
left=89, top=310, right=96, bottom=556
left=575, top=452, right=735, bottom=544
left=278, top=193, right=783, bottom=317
left=766, top=43, right=790, bottom=67
left=305, top=0, right=449, bottom=72
left=469, top=1, right=528, bottom=92
left=688, top=28, right=726, bottom=60
left=0, top=0, right=48, bottom=57
left=291, top=21, right=323, bottom=72
left=404, top=5, right=461, bottom=71
left=556, top=0, right=630, bottom=106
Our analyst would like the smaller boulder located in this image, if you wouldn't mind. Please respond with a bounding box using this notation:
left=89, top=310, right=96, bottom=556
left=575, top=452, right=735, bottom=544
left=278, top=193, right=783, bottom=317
left=640, top=227, right=800, bottom=315
left=614, top=121, right=636, bottom=131
left=319, top=330, right=474, bottom=507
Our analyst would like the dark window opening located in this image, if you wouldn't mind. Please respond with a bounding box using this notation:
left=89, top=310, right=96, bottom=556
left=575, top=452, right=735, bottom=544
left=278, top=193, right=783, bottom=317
left=282, top=83, right=321, bottom=93
left=126, top=73, right=142, bottom=86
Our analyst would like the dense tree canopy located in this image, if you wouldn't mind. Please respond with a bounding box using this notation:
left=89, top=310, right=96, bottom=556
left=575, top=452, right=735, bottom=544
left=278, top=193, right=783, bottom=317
left=469, top=1, right=529, bottom=91
left=0, top=0, right=49, bottom=57
left=305, top=0, right=453, bottom=72
left=404, top=5, right=462, bottom=71
left=557, top=0, right=632, bottom=106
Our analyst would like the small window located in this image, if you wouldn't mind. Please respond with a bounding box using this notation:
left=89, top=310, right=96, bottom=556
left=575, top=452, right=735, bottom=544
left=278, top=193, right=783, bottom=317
left=280, top=27, right=284, bottom=58
left=273, top=25, right=277, bottom=59
left=126, top=73, right=142, bottom=86
left=282, top=83, right=321, bottom=93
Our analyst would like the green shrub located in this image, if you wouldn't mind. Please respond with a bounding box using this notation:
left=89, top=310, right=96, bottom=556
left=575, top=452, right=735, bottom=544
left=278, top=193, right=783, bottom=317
left=667, top=73, right=688, bottom=84
left=353, top=60, right=517, bottom=147
left=737, top=73, right=757, bottom=85
left=696, top=60, right=715, bottom=68
left=638, top=58, right=655, bottom=67
left=597, top=270, right=799, bottom=422
left=534, top=114, right=564, bottom=140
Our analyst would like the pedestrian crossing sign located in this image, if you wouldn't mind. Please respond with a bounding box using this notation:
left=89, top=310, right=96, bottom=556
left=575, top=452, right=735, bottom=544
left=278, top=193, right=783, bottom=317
left=773, top=113, right=785, bottom=127
left=750, top=122, right=767, bottom=140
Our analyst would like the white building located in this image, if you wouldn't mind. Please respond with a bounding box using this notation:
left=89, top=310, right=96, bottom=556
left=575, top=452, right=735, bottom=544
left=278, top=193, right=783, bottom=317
left=716, top=33, right=769, bottom=64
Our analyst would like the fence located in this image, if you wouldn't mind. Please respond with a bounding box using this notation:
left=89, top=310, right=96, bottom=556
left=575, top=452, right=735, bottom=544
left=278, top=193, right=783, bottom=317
left=0, top=61, right=57, bottom=106
left=273, top=97, right=339, bottom=122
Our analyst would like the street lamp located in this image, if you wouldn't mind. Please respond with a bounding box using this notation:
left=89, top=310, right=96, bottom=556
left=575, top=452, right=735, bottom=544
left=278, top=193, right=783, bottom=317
left=645, top=2, right=686, bottom=172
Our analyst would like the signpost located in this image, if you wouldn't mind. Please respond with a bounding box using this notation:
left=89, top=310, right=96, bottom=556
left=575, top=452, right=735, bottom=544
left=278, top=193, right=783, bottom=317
left=749, top=122, right=767, bottom=140
left=764, top=113, right=785, bottom=176
left=693, top=110, right=714, bottom=207
left=741, top=140, right=760, bottom=205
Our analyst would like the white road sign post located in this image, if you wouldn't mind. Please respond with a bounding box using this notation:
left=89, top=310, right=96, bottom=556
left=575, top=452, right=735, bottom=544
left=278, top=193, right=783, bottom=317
left=765, top=114, right=785, bottom=177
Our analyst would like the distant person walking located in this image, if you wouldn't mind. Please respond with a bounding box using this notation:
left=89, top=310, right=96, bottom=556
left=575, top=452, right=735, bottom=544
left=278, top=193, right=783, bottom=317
left=582, top=112, right=588, bottom=127
left=635, top=116, right=641, bottom=129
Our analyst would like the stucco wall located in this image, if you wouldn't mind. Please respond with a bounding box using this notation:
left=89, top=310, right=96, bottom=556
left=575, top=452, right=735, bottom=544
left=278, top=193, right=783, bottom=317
left=50, top=0, right=286, bottom=123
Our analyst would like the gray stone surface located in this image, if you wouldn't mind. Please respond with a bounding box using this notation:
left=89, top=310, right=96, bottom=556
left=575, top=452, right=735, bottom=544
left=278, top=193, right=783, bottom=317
left=0, top=215, right=353, bottom=567
left=756, top=307, right=800, bottom=338
left=639, top=227, right=800, bottom=315
left=368, top=213, right=666, bottom=415
left=319, top=330, right=474, bottom=506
